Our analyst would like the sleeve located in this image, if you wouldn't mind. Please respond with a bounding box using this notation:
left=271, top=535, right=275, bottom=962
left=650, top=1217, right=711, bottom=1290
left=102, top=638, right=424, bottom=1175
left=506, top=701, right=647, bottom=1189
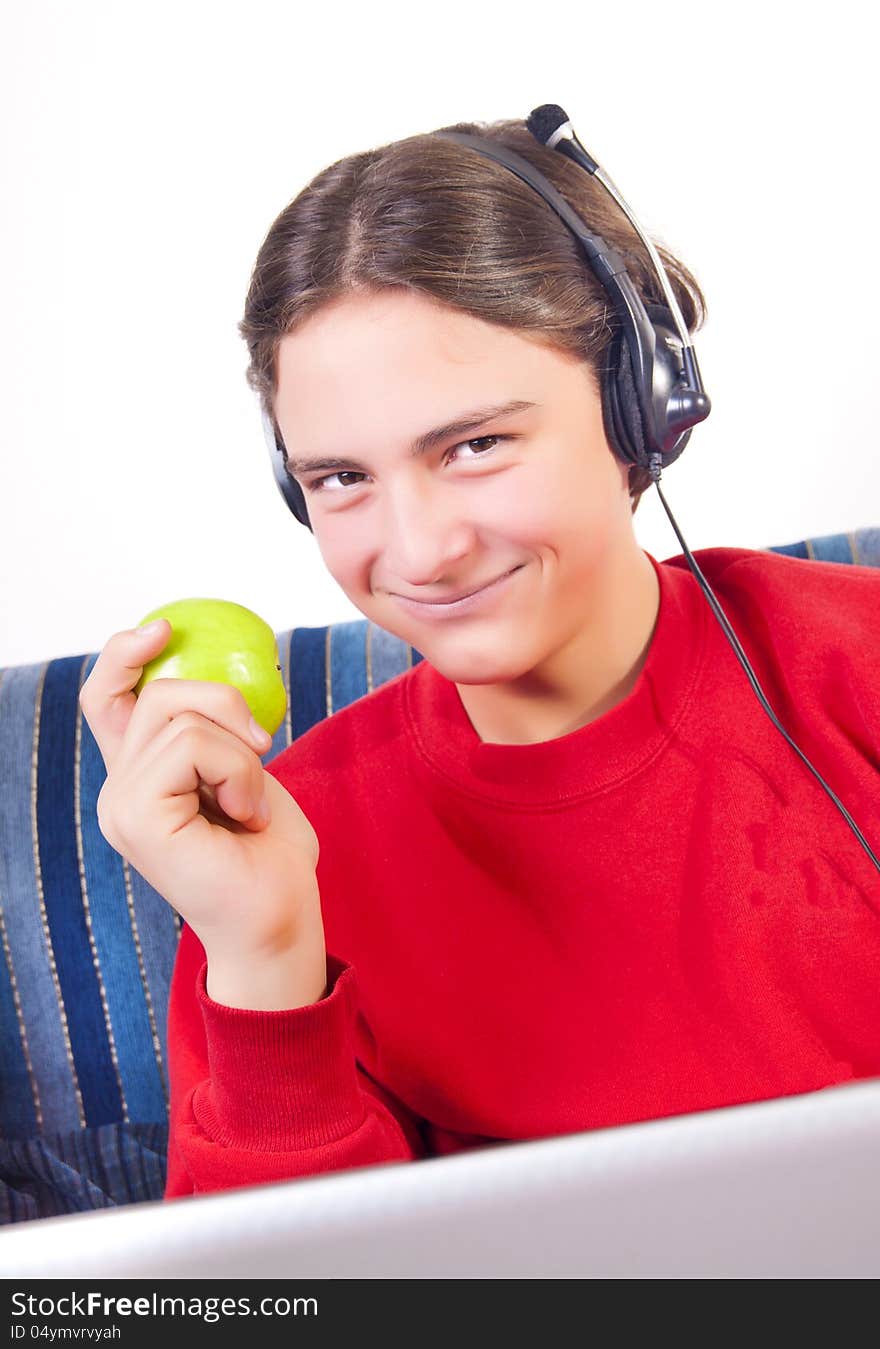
left=163, top=920, right=429, bottom=1201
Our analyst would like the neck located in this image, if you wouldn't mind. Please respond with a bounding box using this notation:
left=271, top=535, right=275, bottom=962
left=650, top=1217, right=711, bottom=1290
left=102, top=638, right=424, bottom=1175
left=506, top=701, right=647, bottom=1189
left=455, top=545, right=661, bottom=746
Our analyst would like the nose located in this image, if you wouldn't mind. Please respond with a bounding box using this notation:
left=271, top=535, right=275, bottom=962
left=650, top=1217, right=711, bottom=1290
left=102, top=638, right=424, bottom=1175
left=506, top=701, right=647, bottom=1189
left=380, top=479, right=477, bottom=587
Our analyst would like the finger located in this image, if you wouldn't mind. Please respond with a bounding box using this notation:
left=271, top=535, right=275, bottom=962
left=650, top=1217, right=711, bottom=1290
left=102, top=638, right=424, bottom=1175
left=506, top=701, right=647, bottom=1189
left=133, top=715, right=271, bottom=835
left=79, top=621, right=173, bottom=771
left=116, top=677, right=273, bottom=772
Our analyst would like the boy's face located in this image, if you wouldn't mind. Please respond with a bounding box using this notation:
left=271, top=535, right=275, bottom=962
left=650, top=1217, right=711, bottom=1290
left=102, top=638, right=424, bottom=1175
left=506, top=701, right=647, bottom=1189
left=273, top=287, right=642, bottom=688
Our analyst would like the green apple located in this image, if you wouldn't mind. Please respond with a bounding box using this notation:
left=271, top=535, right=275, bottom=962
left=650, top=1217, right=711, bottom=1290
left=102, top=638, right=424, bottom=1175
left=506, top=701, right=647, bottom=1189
left=133, top=597, right=287, bottom=738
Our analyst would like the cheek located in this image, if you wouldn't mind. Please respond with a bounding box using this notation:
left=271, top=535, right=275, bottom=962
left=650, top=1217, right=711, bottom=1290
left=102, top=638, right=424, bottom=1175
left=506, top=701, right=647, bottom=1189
left=312, top=529, right=363, bottom=590
left=509, top=470, right=611, bottom=553
left=314, top=525, right=391, bottom=608
left=519, top=486, right=624, bottom=595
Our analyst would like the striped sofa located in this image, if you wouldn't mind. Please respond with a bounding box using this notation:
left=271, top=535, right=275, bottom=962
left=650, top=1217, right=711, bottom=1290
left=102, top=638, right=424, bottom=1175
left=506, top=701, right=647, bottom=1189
left=1, top=529, right=877, bottom=1225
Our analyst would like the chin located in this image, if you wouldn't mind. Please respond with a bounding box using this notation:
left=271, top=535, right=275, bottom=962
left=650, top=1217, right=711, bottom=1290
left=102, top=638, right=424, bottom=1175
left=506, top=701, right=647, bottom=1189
left=365, top=598, right=538, bottom=682
left=416, top=639, right=540, bottom=688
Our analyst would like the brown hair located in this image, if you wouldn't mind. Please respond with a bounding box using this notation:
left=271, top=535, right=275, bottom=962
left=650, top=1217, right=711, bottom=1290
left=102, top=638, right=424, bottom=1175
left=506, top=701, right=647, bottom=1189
left=239, top=118, right=707, bottom=515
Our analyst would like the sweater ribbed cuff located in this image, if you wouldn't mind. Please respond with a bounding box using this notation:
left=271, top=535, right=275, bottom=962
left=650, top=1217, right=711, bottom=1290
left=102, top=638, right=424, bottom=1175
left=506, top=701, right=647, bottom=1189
left=192, top=953, right=367, bottom=1152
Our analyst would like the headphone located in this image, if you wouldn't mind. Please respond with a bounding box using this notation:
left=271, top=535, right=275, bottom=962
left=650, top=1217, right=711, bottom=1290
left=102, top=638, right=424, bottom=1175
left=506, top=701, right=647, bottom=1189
left=259, top=103, right=879, bottom=879
left=261, top=107, right=710, bottom=529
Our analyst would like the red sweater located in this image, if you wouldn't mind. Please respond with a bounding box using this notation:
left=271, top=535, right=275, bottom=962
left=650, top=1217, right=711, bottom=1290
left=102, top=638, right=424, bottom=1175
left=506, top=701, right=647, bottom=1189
left=164, top=546, right=880, bottom=1200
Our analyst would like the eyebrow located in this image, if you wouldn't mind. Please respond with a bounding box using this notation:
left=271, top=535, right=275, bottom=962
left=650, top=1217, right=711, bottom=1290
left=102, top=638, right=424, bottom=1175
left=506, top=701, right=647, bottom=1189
left=283, top=399, right=540, bottom=477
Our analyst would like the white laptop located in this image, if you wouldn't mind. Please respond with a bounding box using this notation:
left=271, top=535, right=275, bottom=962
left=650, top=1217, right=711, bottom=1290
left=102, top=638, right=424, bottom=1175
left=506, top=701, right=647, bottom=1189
left=1, top=1080, right=878, bottom=1279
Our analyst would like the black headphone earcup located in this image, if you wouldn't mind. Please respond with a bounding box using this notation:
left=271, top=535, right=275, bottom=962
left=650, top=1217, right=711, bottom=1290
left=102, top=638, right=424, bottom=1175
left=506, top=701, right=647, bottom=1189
left=601, top=330, right=646, bottom=469
left=288, top=483, right=313, bottom=532
left=263, top=409, right=314, bottom=532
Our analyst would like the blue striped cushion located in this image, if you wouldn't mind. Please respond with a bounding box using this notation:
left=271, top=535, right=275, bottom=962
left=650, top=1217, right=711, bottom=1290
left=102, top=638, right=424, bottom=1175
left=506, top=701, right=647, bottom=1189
left=0, top=530, right=876, bottom=1223
left=763, top=528, right=879, bottom=565
left=0, top=1123, right=168, bottom=1224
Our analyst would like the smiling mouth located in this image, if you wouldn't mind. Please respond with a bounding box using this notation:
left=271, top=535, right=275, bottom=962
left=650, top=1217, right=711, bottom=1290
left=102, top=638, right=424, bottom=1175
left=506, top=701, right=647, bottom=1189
left=391, top=566, right=523, bottom=609
left=395, top=567, right=521, bottom=606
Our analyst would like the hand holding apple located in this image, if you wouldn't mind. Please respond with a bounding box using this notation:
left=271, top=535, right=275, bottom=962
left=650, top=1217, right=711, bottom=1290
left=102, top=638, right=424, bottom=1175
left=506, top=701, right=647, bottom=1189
left=78, top=610, right=327, bottom=1009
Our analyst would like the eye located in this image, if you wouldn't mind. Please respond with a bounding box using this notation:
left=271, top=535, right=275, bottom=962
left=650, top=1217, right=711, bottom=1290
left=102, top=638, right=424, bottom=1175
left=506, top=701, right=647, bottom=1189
left=448, top=435, right=504, bottom=463
left=303, top=435, right=507, bottom=495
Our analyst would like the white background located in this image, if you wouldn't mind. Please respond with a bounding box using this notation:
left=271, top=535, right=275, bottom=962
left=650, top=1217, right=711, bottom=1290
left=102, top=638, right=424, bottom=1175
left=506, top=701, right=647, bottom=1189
left=2, top=0, right=877, bottom=667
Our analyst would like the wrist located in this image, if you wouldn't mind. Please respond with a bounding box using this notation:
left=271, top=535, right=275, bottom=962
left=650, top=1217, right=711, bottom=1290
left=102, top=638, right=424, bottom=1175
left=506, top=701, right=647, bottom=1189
left=204, top=928, right=328, bottom=1011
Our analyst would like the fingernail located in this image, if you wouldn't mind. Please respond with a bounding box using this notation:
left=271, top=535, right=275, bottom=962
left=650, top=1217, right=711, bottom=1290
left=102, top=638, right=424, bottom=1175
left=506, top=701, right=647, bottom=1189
left=255, top=798, right=270, bottom=823
left=249, top=716, right=272, bottom=748
left=136, top=620, right=164, bottom=637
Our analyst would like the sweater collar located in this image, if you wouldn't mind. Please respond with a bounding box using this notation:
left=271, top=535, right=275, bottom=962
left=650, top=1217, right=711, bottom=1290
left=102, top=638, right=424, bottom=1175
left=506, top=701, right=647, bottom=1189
left=402, top=550, right=709, bottom=806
